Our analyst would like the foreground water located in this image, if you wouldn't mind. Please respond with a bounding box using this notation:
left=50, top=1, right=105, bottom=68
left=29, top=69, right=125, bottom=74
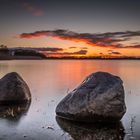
left=0, top=60, right=140, bottom=140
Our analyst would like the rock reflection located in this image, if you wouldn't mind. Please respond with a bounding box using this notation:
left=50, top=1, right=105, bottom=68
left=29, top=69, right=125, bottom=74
left=56, top=116, right=125, bottom=140
left=0, top=102, right=31, bottom=121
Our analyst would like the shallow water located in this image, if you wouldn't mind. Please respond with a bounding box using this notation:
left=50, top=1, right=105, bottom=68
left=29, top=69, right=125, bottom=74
left=0, top=60, right=140, bottom=140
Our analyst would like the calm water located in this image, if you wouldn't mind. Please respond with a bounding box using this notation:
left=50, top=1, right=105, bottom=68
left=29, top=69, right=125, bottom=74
left=0, top=60, right=140, bottom=140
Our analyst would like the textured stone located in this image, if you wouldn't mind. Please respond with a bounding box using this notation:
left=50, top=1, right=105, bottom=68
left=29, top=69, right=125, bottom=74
left=0, top=72, right=31, bottom=104
left=56, top=72, right=126, bottom=122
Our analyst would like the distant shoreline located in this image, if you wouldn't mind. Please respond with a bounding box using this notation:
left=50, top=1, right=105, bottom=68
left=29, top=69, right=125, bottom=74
left=0, top=57, right=140, bottom=60
left=0, top=47, right=140, bottom=60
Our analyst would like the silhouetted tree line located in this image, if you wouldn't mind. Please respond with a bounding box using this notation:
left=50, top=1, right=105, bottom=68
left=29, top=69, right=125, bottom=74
left=0, top=45, right=9, bottom=54
left=14, top=49, right=46, bottom=58
left=0, top=45, right=46, bottom=59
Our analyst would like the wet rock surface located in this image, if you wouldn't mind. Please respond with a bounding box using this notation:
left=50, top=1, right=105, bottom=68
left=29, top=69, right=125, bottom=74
left=0, top=72, right=31, bottom=104
left=0, top=102, right=31, bottom=120
left=56, top=72, right=126, bottom=122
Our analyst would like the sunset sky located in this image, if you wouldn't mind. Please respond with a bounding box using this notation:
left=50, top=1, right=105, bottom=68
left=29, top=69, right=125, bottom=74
left=0, top=0, right=140, bottom=58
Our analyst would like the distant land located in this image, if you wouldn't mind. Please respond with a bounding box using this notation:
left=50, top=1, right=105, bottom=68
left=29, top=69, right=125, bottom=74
left=0, top=47, right=140, bottom=60
left=0, top=47, right=46, bottom=60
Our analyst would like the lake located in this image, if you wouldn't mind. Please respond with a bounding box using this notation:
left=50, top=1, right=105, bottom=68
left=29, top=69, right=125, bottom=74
left=0, top=60, right=140, bottom=140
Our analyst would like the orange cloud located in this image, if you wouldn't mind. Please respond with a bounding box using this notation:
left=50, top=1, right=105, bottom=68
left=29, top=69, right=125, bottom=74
left=19, top=29, right=140, bottom=49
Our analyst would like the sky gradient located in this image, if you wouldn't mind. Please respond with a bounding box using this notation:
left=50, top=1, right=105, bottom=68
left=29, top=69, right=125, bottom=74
left=0, top=0, right=140, bottom=58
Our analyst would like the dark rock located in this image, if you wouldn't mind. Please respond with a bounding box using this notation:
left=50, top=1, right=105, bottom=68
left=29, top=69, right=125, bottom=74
left=56, top=116, right=125, bottom=140
left=0, top=102, right=31, bottom=120
left=56, top=72, right=126, bottom=122
left=0, top=72, right=31, bottom=104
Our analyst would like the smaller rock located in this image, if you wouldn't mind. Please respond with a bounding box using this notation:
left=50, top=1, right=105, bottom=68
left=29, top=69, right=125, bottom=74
left=0, top=72, right=31, bottom=105
left=0, top=102, right=31, bottom=119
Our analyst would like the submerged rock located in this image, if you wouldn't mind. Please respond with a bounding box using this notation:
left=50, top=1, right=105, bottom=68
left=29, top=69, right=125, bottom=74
left=56, top=117, right=125, bottom=140
left=0, top=72, right=31, bottom=104
left=56, top=72, right=126, bottom=122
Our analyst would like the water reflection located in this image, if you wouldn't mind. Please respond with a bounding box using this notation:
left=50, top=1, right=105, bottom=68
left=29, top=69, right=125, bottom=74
left=56, top=116, right=125, bottom=140
left=0, top=60, right=140, bottom=139
left=0, top=102, right=31, bottom=121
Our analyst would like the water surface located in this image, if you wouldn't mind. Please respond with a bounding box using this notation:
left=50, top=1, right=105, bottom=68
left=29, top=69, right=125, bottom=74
left=0, top=60, right=140, bottom=140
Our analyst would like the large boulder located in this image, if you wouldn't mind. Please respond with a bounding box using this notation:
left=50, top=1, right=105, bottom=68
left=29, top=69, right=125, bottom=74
left=0, top=72, right=31, bottom=104
left=56, top=72, right=126, bottom=122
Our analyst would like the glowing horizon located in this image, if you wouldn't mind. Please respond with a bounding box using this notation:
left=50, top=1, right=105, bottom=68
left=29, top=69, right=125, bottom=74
left=13, top=29, right=140, bottom=58
left=1, top=0, right=140, bottom=58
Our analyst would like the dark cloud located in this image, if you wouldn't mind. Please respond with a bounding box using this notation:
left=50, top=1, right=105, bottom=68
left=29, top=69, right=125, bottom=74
left=109, top=51, right=121, bottom=55
left=36, top=47, right=63, bottom=52
left=72, top=49, right=87, bottom=55
left=99, top=52, right=103, bottom=55
left=110, top=44, right=140, bottom=49
left=81, top=47, right=88, bottom=49
left=118, top=45, right=140, bottom=49
left=69, top=47, right=77, bottom=49
left=47, top=49, right=87, bottom=56
left=120, top=31, right=140, bottom=37
left=19, top=29, right=140, bottom=49
left=108, top=50, right=113, bottom=52
left=98, top=31, right=140, bottom=38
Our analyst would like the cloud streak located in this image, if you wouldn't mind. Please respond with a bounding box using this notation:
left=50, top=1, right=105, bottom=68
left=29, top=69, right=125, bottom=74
left=45, top=49, right=87, bottom=57
left=109, top=51, right=121, bottom=55
left=35, top=47, right=63, bottom=52
left=69, top=47, right=77, bottom=49
left=19, top=29, right=140, bottom=49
